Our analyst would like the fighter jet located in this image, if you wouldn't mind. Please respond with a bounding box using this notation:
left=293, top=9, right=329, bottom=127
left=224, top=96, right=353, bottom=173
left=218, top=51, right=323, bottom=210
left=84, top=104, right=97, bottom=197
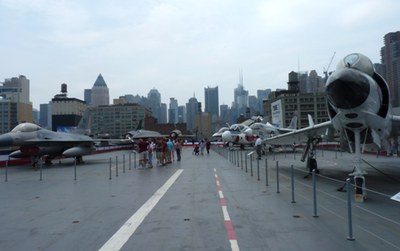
left=264, top=53, right=400, bottom=200
left=0, top=122, right=98, bottom=167
left=221, top=123, right=256, bottom=149
left=124, top=120, right=194, bottom=141
left=219, top=115, right=297, bottom=150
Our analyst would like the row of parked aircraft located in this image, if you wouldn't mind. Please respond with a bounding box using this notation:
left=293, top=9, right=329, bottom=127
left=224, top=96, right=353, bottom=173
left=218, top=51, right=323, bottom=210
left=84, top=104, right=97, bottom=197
left=0, top=118, right=192, bottom=168
left=211, top=53, right=400, bottom=200
left=0, top=53, right=397, bottom=199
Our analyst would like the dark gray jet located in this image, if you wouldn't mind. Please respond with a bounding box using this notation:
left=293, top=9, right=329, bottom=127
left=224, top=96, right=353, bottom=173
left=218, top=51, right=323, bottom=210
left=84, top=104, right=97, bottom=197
left=0, top=122, right=97, bottom=167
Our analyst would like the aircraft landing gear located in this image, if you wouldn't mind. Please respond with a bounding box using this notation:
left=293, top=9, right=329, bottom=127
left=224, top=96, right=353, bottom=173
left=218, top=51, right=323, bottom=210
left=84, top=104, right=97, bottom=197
left=351, top=128, right=367, bottom=202
left=76, top=156, right=84, bottom=164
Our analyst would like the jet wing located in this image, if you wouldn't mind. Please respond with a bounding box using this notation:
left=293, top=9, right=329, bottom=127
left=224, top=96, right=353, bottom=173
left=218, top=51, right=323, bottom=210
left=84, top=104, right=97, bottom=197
left=127, top=130, right=166, bottom=139
left=264, top=121, right=333, bottom=145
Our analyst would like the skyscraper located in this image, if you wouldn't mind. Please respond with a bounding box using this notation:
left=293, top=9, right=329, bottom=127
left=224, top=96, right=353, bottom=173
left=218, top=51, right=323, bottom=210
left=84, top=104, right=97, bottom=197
left=168, top=97, right=178, bottom=124
left=381, top=31, right=400, bottom=107
left=204, top=86, right=219, bottom=121
left=147, top=88, right=162, bottom=121
left=178, top=105, right=186, bottom=123
left=0, top=75, right=32, bottom=133
left=91, top=74, right=109, bottom=106
left=233, top=72, right=248, bottom=119
left=186, top=96, right=200, bottom=132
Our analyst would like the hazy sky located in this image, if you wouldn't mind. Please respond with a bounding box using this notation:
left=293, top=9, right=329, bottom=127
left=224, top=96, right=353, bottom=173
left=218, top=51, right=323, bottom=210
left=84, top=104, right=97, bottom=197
left=1, top=0, right=399, bottom=109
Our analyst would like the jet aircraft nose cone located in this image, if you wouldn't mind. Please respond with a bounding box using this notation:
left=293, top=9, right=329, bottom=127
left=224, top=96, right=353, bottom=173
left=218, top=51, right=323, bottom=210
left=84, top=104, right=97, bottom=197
left=221, top=131, right=231, bottom=142
left=326, top=68, right=370, bottom=109
left=0, top=134, right=14, bottom=147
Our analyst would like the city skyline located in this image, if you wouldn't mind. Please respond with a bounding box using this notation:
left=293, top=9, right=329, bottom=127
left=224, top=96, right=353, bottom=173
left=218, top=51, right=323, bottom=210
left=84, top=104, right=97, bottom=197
left=1, top=1, right=399, bottom=109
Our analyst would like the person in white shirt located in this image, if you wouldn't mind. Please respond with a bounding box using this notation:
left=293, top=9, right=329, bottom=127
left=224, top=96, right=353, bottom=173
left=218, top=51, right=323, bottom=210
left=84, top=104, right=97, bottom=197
left=255, top=136, right=263, bottom=160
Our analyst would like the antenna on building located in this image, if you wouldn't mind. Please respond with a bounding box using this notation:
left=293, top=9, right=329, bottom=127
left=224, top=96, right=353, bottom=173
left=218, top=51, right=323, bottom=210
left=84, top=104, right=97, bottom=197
left=239, top=69, right=243, bottom=86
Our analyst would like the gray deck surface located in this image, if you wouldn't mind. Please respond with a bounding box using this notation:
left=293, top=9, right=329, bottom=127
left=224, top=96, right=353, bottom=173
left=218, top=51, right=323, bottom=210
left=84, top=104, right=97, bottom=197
left=0, top=147, right=399, bottom=251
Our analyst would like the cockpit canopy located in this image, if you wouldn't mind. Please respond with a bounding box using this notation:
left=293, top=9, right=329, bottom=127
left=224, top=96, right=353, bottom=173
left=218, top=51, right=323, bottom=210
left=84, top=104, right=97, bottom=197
left=11, top=123, right=41, bottom=133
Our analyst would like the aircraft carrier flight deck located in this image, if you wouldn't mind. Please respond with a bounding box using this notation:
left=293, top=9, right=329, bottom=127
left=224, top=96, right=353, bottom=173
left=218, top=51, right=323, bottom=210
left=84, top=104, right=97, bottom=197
left=1, top=146, right=400, bottom=251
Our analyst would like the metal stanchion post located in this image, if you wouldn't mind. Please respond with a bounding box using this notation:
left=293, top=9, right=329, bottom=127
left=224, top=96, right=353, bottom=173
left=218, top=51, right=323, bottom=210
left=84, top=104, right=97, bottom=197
left=109, top=157, right=112, bottom=180
left=240, top=151, right=243, bottom=170
left=346, top=178, right=355, bottom=241
left=74, top=158, right=77, bottom=181
left=116, top=156, right=119, bottom=177
left=129, top=153, right=132, bottom=170
left=134, top=152, right=137, bottom=168
left=265, top=158, right=268, bottom=186
left=250, top=154, right=253, bottom=176
left=5, top=158, right=8, bottom=182
left=257, top=158, right=260, bottom=181
left=39, top=159, right=43, bottom=181
left=245, top=154, right=248, bottom=173
left=276, top=161, right=280, bottom=193
left=291, top=164, right=295, bottom=203
left=123, top=154, right=126, bottom=173
left=312, top=169, right=318, bottom=217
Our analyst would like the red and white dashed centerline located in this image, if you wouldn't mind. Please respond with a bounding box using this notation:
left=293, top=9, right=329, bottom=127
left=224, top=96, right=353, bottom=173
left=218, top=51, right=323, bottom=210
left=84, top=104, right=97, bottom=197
left=213, top=168, right=240, bottom=251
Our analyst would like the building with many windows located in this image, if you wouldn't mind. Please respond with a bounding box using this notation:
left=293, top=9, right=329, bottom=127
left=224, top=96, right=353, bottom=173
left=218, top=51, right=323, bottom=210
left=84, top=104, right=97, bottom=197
left=168, top=97, right=178, bottom=124
left=186, top=97, right=200, bottom=132
left=82, top=104, right=151, bottom=138
left=0, top=75, right=32, bottom=133
left=264, top=90, right=329, bottom=128
left=51, top=95, right=87, bottom=131
left=204, top=86, right=219, bottom=121
left=381, top=31, right=400, bottom=107
left=91, top=74, right=109, bottom=106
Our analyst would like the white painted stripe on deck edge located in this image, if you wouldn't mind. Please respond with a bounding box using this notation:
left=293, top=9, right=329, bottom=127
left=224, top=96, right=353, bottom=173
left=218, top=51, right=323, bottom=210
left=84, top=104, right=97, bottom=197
left=222, top=206, right=231, bottom=221
left=99, top=169, right=184, bottom=251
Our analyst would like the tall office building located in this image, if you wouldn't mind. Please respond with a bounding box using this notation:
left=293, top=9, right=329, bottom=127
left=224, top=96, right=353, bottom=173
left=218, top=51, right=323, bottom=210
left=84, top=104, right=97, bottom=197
left=233, top=81, right=248, bottom=118
left=219, top=104, right=230, bottom=123
left=168, top=97, right=178, bottom=124
left=186, top=96, right=200, bottom=132
left=91, top=74, right=109, bottom=106
left=257, top=89, right=271, bottom=116
left=147, top=88, right=162, bottom=121
left=39, top=103, right=52, bottom=129
left=0, top=75, right=32, bottom=133
left=160, top=103, right=167, bottom=123
left=204, top=86, right=219, bottom=122
left=84, top=89, right=92, bottom=105
left=381, top=31, right=400, bottom=107
left=178, top=105, right=186, bottom=123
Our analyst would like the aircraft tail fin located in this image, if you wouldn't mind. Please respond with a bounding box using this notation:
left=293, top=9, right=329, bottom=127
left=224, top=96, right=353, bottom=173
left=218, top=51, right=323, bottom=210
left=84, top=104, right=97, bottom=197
left=287, top=114, right=298, bottom=129
left=135, top=120, right=143, bottom=130
left=307, top=114, right=314, bottom=127
left=73, top=108, right=92, bottom=135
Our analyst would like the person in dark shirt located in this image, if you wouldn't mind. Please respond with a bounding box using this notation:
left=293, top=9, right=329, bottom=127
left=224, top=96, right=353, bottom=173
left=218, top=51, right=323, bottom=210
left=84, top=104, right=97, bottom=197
left=137, top=138, right=149, bottom=167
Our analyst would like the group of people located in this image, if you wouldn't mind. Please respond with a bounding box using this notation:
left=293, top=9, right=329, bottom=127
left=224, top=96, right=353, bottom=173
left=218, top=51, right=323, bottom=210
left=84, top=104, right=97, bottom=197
left=193, top=138, right=211, bottom=155
left=136, top=137, right=183, bottom=168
